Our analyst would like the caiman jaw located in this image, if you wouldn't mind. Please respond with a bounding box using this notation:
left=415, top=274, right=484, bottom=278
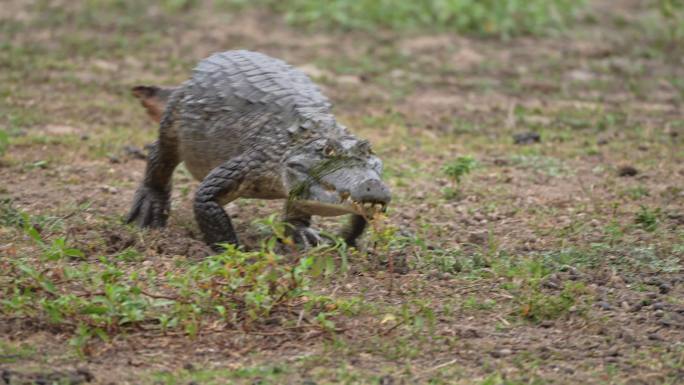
left=349, top=199, right=387, bottom=219
left=292, top=194, right=388, bottom=218
left=338, top=186, right=388, bottom=218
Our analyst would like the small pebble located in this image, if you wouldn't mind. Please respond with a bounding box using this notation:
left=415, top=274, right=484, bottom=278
left=108, top=155, right=121, bottom=164
left=100, top=185, right=118, bottom=194
left=542, top=277, right=562, bottom=290
left=491, top=348, right=513, bottom=357
left=123, top=145, right=147, bottom=160
left=596, top=301, right=613, bottom=311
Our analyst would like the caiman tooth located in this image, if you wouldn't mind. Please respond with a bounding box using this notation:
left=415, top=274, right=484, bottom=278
left=364, top=202, right=373, bottom=210
left=351, top=201, right=363, bottom=213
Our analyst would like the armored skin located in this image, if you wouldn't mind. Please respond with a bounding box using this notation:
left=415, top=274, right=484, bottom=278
left=127, top=50, right=391, bottom=250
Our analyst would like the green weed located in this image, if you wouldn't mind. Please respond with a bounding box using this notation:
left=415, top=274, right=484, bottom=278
left=442, top=155, right=477, bottom=199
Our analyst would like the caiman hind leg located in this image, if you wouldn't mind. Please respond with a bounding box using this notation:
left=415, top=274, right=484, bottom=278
left=126, top=138, right=180, bottom=228
left=194, top=156, right=257, bottom=251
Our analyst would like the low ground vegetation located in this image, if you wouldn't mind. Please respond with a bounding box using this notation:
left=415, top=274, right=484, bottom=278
left=1, top=0, right=683, bottom=384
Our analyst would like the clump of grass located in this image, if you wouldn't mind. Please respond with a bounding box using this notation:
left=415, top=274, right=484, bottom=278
left=229, top=0, right=587, bottom=37
left=634, top=205, right=660, bottom=232
left=0, top=129, right=8, bottom=157
left=518, top=282, right=589, bottom=322
left=654, top=0, right=684, bottom=44
left=442, top=155, right=477, bottom=199
left=509, top=154, right=570, bottom=177
left=493, top=256, right=592, bottom=321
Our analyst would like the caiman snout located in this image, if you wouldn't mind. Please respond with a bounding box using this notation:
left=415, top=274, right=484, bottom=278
left=351, top=179, right=391, bottom=205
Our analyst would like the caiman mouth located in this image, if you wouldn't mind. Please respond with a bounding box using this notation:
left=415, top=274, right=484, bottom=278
left=294, top=195, right=388, bottom=218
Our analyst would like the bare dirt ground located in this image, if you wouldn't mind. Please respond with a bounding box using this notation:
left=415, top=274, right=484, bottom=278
left=1, top=1, right=683, bottom=384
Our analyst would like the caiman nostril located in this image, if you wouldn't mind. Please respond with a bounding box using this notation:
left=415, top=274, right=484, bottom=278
left=351, top=179, right=391, bottom=205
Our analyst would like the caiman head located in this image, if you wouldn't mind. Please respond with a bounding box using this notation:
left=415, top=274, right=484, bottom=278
left=283, top=136, right=391, bottom=218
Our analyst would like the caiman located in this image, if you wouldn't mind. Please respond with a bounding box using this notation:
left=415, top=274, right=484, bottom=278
left=127, top=50, right=391, bottom=251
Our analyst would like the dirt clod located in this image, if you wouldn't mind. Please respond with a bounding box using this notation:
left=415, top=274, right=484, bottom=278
left=617, top=165, right=639, bottom=177
left=513, top=132, right=541, bottom=145
left=658, top=283, right=672, bottom=294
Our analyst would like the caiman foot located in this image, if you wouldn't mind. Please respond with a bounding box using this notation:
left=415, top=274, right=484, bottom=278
left=126, top=186, right=170, bottom=228
left=288, top=226, right=324, bottom=249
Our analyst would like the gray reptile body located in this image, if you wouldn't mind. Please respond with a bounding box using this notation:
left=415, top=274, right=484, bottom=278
left=126, top=50, right=391, bottom=250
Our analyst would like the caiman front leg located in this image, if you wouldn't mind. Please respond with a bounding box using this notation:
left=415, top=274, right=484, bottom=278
left=194, top=156, right=253, bottom=251
left=283, top=207, right=323, bottom=249
left=283, top=211, right=368, bottom=249
left=340, top=214, right=367, bottom=249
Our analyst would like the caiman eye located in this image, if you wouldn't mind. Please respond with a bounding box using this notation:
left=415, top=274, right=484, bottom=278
left=323, top=144, right=336, bottom=157
left=356, top=140, right=372, bottom=155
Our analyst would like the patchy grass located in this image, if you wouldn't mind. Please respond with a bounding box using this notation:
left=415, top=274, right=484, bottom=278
left=230, top=0, right=588, bottom=37
left=0, top=0, right=683, bottom=384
